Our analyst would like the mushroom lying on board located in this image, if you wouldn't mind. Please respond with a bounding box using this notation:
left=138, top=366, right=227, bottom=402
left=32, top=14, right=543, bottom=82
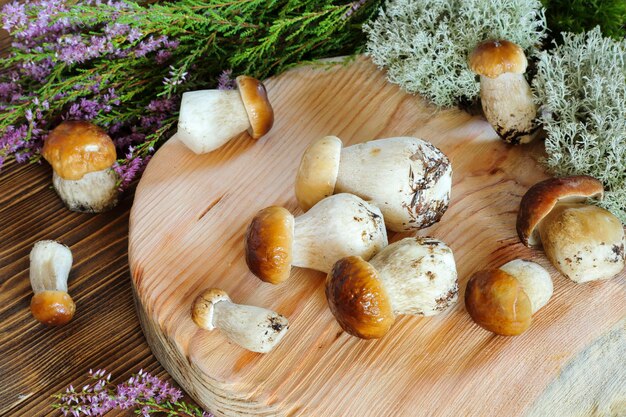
left=517, top=175, right=625, bottom=283
left=29, top=240, right=75, bottom=326
left=325, top=237, right=458, bottom=339
left=41, top=121, right=118, bottom=213
left=192, top=289, right=288, bottom=353
left=295, top=136, right=452, bottom=232
left=468, top=40, right=538, bottom=145
left=245, top=193, right=388, bottom=284
left=465, top=259, right=553, bottom=336
left=176, top=76, right=274, bottom=154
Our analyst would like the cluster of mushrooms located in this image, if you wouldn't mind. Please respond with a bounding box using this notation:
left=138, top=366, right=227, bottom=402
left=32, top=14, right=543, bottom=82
left=30, top=62, right=624, bottom=355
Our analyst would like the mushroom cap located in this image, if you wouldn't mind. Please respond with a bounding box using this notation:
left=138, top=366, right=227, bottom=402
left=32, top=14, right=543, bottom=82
left=245, top=206, right=295, bottom=284
left=30, top=290, right=75, bottom=326
left=465, top=269, right=532, bottom=336
left=325, top=256, right=394, bottom=339
left=295, top=136, right=343, bottom=212
left=236, top=75, right=274, bottom=140
left=191, top=288, right=231, bottom=331
left=469, top=40, right=528, bottom=78
left=41, top=121, right=116, bottom=180
left=517, top=175, right=604, bottom=247
left=499, top=259, right=553, bottom=314
left=539, top=204, right=625, bottom=283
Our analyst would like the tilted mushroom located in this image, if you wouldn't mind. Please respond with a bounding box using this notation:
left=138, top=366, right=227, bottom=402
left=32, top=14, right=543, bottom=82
left=325, top=237, right=458, bottom=339
left=176, top=75, right=274, bottom=154
left=29, top=240, right=75, bottom=326
left=191, top=289, right=288, bottom=353
left=517, top=175, right=625, bottom=282
left=41, top=121, right=118, bottom=213
left=295, top=136, right=452, bottom=232
left=245, top=193, right=388, bottom=284
left=465, top=259, right=553, bottom=336
left=468, top=40, right=538, bottom=145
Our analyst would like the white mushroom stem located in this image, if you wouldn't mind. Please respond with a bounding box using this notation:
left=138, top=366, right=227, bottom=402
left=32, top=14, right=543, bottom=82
left=480, top=73, right=538, bottom=144
left=30, top=240, right=72, bottom=293
left=369, top=237, right=458, bottom=316
left=176, top=90, right=250, bottom=154
left=499, top=259, right=553, bottom=313
left=537, top=203, right=625, bottom=283
left=292, top=193, right=388, bottom=273
left=52, top=169, right=118, bottom=213
left=193, top=291, right=289, bottom=354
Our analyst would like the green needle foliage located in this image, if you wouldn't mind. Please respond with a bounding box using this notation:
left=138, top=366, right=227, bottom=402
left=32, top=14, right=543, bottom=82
left=542, top=0, right=626, bottom=40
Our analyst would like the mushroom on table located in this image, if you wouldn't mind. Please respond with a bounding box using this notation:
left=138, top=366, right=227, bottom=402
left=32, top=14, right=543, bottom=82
left=245, top=193, right=388, bottom=284
left=176, top=75, right=274, bottom=154
left=295, top=136, right=452, bottom=232
left=517, top=175, right=625, bottom=282
left=325, top=237, right=458, bottom=339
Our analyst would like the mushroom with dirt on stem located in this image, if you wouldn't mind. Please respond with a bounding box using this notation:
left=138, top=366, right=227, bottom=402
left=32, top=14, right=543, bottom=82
left=41, top=121, right=119, bottom=213
left=295, top=136, right=452, bottom=232
left=468, top=39, right=539, bottom=145
left=465, top=259, right=553, bottom=336
left=191, top=288, right=289, bottom=353
left=176, top=75, right=274, bottom=154
left=517, top=175, right=625, bottom=283
left=29, top=240, right=75, bottom=326
left=325, top=237, right=458, bottom=339
left=245, top=193, right=388, bottom=284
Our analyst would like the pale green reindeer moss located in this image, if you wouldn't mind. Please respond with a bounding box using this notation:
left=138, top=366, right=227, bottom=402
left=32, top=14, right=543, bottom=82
left=533, top=28, right=626, bottom=223
left=364, top=0, right=547, bottom=107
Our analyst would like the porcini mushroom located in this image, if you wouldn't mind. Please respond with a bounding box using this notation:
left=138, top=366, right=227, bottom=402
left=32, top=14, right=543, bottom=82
left=176, top=75, right=274, bottom=154
left=465, top=259, right=553, bottom=336
left=245, top=193, right=388, bottom=284
left=41, top=121, right=118, bottom=213
left=295, top=136, right=452, bottom=232
left=191, top=288, right=288, bottom=353
left=29, top=240, right=75, bottom=326
left=325, top=237, right=458, bottom=339
left=468, top=40, right=538, bottom=144
left=517, top=175, right=625, bottom=282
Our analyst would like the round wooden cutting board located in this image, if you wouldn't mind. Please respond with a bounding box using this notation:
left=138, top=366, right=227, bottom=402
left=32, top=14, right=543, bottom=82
left=128, top=57, right=625, bottom=417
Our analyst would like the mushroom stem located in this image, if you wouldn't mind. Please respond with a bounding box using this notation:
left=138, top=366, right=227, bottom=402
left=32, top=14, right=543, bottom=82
left=479, top=73, right=538, bottom=144
left=177, top=90, right=250, bottom=154
left=29, top=240, right=75, bottom=326
left=52, top=169, right=118, bottom=213
left=192, top=289, right=288, bottom=353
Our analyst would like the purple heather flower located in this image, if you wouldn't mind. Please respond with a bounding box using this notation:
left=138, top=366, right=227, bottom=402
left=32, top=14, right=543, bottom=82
left=1, top=2, right=27, bottom=31
left=343, top=0, right=367, bottom=19
left=217, top=69, right=236, bottom=90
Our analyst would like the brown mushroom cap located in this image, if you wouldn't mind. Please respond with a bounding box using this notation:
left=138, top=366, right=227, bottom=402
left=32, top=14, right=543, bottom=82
left=517, top=175, right=604, bottom=247
left=325, top=256, right=394, bottom=339
left=30, top=290, right=75, bottom=326
left=469, top=40, right=528, bottom=78
left=41, top=121, right=117, bottom=181
left=236, top=75, right=274, bottom=140
left=245, top=206, right=294, bottom=284
left=465, top=269, right=532, bottom=336
left=191, top=288, right=230, bottom=330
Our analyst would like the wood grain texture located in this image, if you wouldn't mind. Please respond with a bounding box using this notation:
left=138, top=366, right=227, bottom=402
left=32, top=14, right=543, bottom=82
left=129, top=57, right=626, bottom=417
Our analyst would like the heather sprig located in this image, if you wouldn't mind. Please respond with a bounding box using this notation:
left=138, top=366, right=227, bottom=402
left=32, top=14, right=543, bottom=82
left=52, top=369, right=212, bottom=416
left=0, top=0, right=380, bottom=187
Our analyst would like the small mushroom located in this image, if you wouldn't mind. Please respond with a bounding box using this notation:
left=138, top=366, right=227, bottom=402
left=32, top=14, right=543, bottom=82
left=295, top=136, right=452, bottom=232
left=468, top=40, right=538, bottom=144
left=191, top=289, right=288, bottom=353
left=245, top=193, right=388, bottom=284
left=29, top=240, right=75, bottom=326
left=325, top=237, right=458, bottom=339
left=41, top=121, right=118, bottom=213
left=517, top=175, right=625, bottom=282
left=465, top=259, right=553, bottom=336
left=176, top=75, right=274, bottom=154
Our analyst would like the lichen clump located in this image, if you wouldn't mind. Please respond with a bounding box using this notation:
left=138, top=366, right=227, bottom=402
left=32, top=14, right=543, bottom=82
left=364, top=0, right=546, bottom=107
left=533, top=28, right=626, bottom=224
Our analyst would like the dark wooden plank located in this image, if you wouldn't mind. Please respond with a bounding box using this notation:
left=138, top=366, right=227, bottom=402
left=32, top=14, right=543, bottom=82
left=0, top=4, right=195, bottom=415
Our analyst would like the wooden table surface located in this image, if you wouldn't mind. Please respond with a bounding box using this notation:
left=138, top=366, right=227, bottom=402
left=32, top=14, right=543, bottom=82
left=0, top=14, right=194, bottom=416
